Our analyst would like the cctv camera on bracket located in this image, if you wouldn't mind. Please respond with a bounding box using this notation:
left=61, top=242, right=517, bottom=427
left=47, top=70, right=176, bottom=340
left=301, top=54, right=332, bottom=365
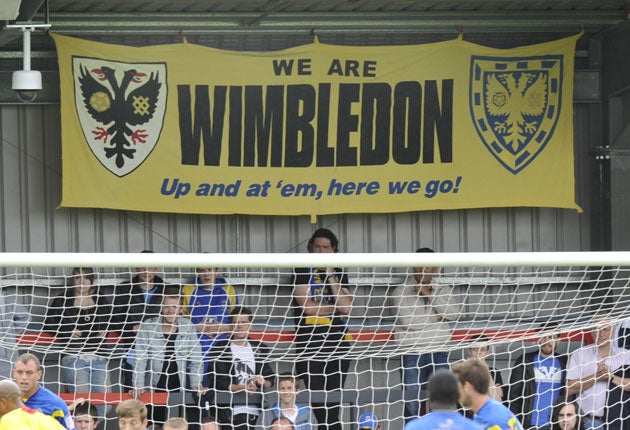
left=6, top=23, right=51, bottom=103
left=12, top=70, right=41, bottom=103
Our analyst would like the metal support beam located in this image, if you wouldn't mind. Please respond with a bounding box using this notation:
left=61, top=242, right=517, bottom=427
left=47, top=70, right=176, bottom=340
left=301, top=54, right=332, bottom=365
left=33, top=10, right=626, bottom=36
left=0, top=69, right=600, bottom=104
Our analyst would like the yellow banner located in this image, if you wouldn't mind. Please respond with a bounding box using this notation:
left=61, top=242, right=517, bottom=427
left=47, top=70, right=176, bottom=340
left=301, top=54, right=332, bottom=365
left=53, top=33, right=582, bottom=217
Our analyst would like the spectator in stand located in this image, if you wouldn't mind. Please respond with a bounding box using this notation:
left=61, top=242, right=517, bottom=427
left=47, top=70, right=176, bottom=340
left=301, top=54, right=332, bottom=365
left=182, top=266, right=239, bottom=425
left=210, top=306, right=274, bottom=430
left=452, top=358, right=524, bottom=430
left=606, top=363, right=630, bottom=430
left=507, top=323, right=567, bottom=429
left=0, top=287, right=29, bottom=379
left=0, top=379, right=65, bottom=430
left=292, top=228, right=353, bottom=430
left=71, top=400, right=100, bottom=430
left=617, top=319, right=630, bottom=350
left=256, top=373, right=317, bottom=430
left=163, top=417, right=189, bottom=430
left=566, top=315, right=630, bottom=430
left=182, top=266, right=239, bottom=375
left=551, top=399, right=584, bottom=430
left=12, top=353, right=75, bottom=429
left=392, top=247, right=460, bottom=421
left=116, top=398, right=149, bottom=430
left=468, top=334, right=505, bottom=404
left=131, top=286, right=206, bottom=427
left=405, top=369, right=481, bottom=430
left=112, top=251, right=166, bottom=390
left=43, top=267, right=113, bottom=397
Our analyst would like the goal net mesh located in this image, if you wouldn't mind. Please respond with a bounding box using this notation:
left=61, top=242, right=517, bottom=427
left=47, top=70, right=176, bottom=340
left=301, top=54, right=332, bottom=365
left=2, top=252, right=630, bottom=429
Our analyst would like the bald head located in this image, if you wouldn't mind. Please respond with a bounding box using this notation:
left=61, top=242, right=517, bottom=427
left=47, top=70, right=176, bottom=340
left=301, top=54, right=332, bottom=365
left=0, top=380, right=20, bottom=399
left=0, top=379, right=22, bottom=418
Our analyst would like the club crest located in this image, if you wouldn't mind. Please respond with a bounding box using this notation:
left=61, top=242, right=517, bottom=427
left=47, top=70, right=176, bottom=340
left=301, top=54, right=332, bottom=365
left=73, top=57, right=167, bottom=177
left=469, top=55, right=563, bottom=174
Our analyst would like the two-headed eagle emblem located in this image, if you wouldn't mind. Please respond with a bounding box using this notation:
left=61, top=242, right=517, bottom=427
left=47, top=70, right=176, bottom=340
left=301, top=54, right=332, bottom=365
left=470, top=56, right=562, bottom=174
left=74, top=59, right=167, bottom=177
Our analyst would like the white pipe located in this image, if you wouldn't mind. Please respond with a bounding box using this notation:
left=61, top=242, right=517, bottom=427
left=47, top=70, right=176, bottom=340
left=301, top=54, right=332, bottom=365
left=0, top=251, right=629, bottom=268
left=22, top=28, right=32, bottom=72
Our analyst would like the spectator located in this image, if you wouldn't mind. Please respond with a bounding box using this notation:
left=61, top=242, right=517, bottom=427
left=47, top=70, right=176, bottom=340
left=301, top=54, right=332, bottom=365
left=452, top=358, right=524, bottom=430
left=358, top=412, right=383, bottom=430
left=0, top=287, right=29, bottom=379
left=131, top=287, right=206, bottom=426
left=292, top=228, right=352, bottom=430
left=0, top=379, right=65, bottom=430
left=607, top=362, right=630, bottom=430
left=616, top=319, right=630, bottom=350
left=43, top=267, right=113, bottom=397
left=210, top=306, right=274, bottom=430
left=201, top=415, right=221, bottom=430
left=566, top=315, right=630, bottom=430
left=112, top=251, right=166, bottom=389
left=116, top=398, right=149, bottom=430
left=270, top=417, right=295, bottom=430
left=163, top=417, right=189, bottom=430
left=468, top=335, right=504, bottom=403
left=256, top=373, right=317, bottom=430
left=405, top=369, right=481, bottom=430
left=72, top=400, right=99, bottom=430
left=507, top=323, right=567, bottom=429
left=392, top=247, right=459, bottom=420
left=182, top=266, right=239, bottom=376
left=551, top=399, right=585, bottom=430
left=12, top=353, right=75, bottom=429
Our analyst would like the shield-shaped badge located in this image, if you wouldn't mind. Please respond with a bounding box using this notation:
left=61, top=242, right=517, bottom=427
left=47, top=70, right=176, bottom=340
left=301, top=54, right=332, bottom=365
left=73, top=57, right=167, bottom=177
left=469, top=55, right=562, bottom=174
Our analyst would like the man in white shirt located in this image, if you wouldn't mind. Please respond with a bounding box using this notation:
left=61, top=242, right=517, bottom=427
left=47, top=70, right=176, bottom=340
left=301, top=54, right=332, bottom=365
left=211, top=306, right=274, bottom=430
left=566, top=316, right=630, bottom=430
left=392, top=247, right=460, bottom=421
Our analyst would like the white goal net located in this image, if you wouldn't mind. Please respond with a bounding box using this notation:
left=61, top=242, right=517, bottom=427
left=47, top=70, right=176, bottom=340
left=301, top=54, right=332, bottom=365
left=1, top=252, right=630, bottom=430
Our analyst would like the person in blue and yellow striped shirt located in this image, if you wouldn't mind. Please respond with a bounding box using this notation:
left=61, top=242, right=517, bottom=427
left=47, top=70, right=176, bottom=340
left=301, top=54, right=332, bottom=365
left=12, top=353, right=75, bottom=429
left=453, top=358, right=524, bottom=430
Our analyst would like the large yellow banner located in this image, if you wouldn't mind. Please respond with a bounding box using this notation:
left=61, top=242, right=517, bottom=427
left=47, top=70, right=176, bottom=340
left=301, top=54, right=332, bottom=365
left=54, top=33, right=581, bottom=217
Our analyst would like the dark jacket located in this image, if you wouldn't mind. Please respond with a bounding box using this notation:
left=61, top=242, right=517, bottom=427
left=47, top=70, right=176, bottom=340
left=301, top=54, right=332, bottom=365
left=43, top=286, right=113, bottom=356
left=507, top=351, right=568, bottom=428
left=209, top=338, right=275, bottom=425
left=111, top=275, right=165, bottom=345
left=606, top=365, right=630, bottom=430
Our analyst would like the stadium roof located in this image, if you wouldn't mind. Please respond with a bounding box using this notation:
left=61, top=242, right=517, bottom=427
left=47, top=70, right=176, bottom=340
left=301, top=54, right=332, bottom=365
left=0, top=0, right=627, bottom=102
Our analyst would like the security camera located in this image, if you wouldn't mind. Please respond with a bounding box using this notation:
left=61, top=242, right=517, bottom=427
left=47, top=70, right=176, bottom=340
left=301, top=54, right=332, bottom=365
left=12, top=70, right=42, bottom=103
left=5, top=24, right=50, bottom=103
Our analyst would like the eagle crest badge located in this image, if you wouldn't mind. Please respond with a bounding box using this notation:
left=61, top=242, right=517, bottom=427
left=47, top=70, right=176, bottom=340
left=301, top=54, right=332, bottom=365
left=73, top=57, right=167, bottom=177
left=469, top=55, right=563, bottom=174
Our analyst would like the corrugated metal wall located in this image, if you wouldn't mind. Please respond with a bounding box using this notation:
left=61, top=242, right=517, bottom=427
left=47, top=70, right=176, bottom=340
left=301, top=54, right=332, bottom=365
left=0, top=102, right=591, bottom=255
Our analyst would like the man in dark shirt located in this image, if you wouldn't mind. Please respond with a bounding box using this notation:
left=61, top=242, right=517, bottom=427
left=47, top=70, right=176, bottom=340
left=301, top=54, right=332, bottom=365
left=292, top=229, right=353, bottom=430
left=507, top=324, right=567, bottom=429
left=210, top=306, right=274, bottom=430
left=111, top=251, right=166, bottom=389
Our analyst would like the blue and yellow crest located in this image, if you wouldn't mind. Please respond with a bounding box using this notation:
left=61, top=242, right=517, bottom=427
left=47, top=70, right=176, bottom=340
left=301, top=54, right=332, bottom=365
left=470, top=55, right=563, bottom=174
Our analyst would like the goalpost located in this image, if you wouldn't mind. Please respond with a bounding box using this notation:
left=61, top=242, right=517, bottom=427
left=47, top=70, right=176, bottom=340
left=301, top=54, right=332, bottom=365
left=1, top=251, right=630, bottom=429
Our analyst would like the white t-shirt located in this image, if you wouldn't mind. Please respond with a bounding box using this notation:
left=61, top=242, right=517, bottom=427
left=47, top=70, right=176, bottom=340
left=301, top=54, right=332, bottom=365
left=284, top=408, right=298, bottom=423
left=566, top=343, right=630, bottom=417
left=230, top=342, right=259, bottom=416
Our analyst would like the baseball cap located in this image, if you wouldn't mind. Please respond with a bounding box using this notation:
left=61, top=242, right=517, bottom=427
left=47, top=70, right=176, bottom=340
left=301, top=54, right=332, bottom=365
left=359, top=412, right=378, bottom=429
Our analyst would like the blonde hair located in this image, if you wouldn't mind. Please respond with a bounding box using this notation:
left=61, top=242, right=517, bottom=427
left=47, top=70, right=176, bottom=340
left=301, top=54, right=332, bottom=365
left=116, top=399, right=147, bottom=421
left=15, top=353, right=41, bottom=370
left=163, top=417, right=188, bottom=429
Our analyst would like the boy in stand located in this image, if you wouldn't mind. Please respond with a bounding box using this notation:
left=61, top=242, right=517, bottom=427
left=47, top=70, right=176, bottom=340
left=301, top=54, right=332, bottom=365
left=257, top=374, right=317, bottom=430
